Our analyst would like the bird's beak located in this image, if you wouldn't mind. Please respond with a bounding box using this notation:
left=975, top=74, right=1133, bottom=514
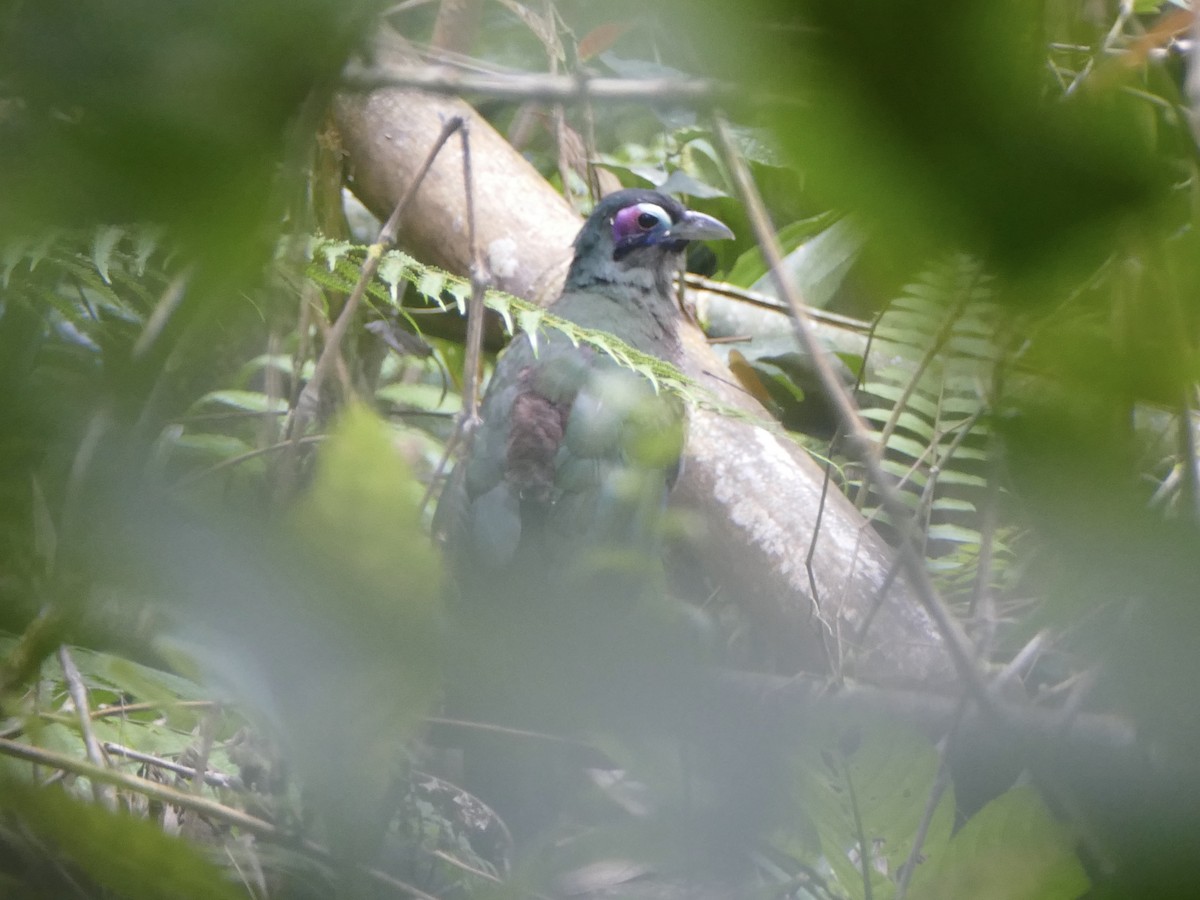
left=664, top=210, right=735, bottom=243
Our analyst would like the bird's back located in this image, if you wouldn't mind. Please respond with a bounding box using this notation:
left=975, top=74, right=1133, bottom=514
left=436, top=320, right=683, bottom=596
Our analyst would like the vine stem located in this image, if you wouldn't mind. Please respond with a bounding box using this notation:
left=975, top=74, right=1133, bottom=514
left=711, top=113, right=995, bottom=714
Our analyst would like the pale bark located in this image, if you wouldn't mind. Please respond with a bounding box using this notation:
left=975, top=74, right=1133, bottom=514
left=333, top=84, right=958, bottom=689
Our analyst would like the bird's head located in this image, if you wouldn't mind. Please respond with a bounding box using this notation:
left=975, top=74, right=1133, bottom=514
left=566, top=189, right=734, bottom=292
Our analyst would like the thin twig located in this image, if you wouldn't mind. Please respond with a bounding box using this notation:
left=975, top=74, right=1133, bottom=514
left=56, top=646, right=117, bottom=812
left=686, top=273, right=872, bottom=331
left=419, top=119, right=490, bottom=517
left=894, top=697, right=968, bottom=900
left=457, top=122, right=489, bottom=425
left=89, top=699, right=218, bottom=720
left=425, top=715, right=600, bottom=752
left=171, top=434, right=325, bottom=491
left=841, top=752, right=874, bottom=900
left=711, top=113, right=995, bottom=714
left=190, top=701, right=221, bottom=795
left=806, top=304, right=883, bottom=677
left=101, top=742, right=236, bottom=789
left=428, top=850, right=500, bottom=884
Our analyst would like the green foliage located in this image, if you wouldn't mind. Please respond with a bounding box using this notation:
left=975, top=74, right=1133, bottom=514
left=0, top=0, right=376, bottom=267
left=1, top=0, right=1197, bottom=896
left=776, top=723, right=956, bottom=900
left=908, top=787, right=1088, bottom=900
left=725, top=212, right=843, bottom=290
left=308, top=236, right=716, bottom=407
left=851, top=254, right=1014, bottom=595
left=0, top=778, right=242, bottom=900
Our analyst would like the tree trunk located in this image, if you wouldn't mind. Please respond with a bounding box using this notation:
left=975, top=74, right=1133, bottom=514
left=333, top=82, right=958, bottom=689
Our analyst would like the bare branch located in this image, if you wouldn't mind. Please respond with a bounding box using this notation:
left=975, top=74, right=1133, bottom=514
left=102, top=741, right=237, bottom=789
left=57, top=646, right=117, bottom=812
left=342, top=62, right=727, bottom=107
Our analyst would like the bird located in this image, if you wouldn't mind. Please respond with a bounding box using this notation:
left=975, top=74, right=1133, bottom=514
left=436, top=189, right=733, bottom=584
left=434, top=188, right=734, bottom=840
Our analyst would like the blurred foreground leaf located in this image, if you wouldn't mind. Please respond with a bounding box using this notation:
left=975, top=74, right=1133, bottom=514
left=0, top=777, right=241, bottom=900
left=910, top=786, right=1088, bottom=900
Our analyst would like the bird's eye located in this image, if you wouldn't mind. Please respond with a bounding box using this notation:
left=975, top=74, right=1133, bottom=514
left=611, top=201, right=672, bottom=246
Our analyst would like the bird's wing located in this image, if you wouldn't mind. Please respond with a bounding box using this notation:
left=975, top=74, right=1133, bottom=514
left=437, top=326, right=682, bottom=578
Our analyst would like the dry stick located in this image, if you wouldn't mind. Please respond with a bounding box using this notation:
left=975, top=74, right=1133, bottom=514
left=102, top=742, right=237, bottom=789
left=457, top=122, right=489, bottom=425
left=89, top=699, right=216, bottom=720
left=56, top=646, right=117, bottom=812
left=172, top=435, right=325, bottom=491
left=425, top=715, right=600, bottom=752
left=803, top=460, right=839, bottom=675
left=418, top=122, right=489, bottom=516
left=286, top=115, right=466, bottom=445
left=841, top=751, right=875, bottom=900
left=190, top=701, right=221, bottom=795
left=894, top=697, right=968, bottom=900
left=711, top=114, right=995, bottom=713
left=687, top=273, right=872, bottom=331
left=805, top=304, right=884, bottom=678
left=0, top=738, right=442, bottom=900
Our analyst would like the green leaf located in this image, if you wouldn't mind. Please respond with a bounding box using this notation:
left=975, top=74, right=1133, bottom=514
left=194, top=389, right=288, bottom=415
left=909, top=786, right=1089, bottom=900
left=132, top=225, right=164, bottom=275
left=860, top=408, right=933, bottom=435
left=778, top=723, right=955, bottom=900
left=518, top=308, right=544, bottom=354
left=287, top=404, right=442, bottom=856
left=167, top=432, right=254, bottom=461
left=91, top=225, right=124, bottom=284
left=319, top=239, right=354, bottom=271
left=375, top=381, right=461, bottom=414
left=377, top=252, right=412, bottom=305
left=0, top=777, right=241, bottom=900
left=70, top=648, right=212, bottom=705
left=749, top=216, right=865, bottom=311
left=726, top=212, right=841, bottom=288
left=926, top=523, right=982, bottom=544
left=416, top=269, right=446, bottom=306
left=930, top=496, right=977, bottom=513
left=657, top=168, right=727, bottom=199
left=445, top=278, right=470, bottom=313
